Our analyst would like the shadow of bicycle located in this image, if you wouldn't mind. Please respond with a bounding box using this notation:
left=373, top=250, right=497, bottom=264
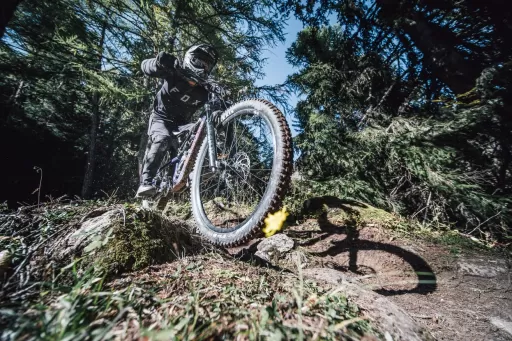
left=294, top=196, right=437, bottom=296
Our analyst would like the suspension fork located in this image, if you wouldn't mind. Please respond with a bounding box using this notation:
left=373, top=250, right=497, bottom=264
left=205, top=103, right=218, bottom=172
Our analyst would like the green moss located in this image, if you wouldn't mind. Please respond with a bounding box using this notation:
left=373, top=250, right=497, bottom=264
left=163, top=198, right=192, bottom=220
left=348, top=204, right=491, bottom=250
left=324, top=201, right=407, bottom=231
left=297, top=196, right=492, bottom=252
left=423, top=229, right=490, bottom=251
left=92, top=205, right=202, bottom=275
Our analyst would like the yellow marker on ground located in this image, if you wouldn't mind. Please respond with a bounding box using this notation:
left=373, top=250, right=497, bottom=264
left=262, top=207, right=289, bottom=237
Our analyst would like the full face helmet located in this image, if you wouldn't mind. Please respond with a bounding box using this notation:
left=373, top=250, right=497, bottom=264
left=182, top=44, right=218, bottom=78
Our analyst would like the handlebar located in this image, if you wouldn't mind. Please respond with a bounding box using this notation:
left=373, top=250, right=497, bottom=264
left=173, top=65, right=229, bottom=99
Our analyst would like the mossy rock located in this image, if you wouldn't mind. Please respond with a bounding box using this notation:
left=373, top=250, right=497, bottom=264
left=94, top=205, right=207, bottom=274
left=46, top=204, right=208, bottom=277
left=302, top=196, right=406, bottom=229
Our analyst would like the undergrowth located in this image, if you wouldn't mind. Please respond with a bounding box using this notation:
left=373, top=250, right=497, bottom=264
left=284, top=179, right=510, bottom=252
left=1, top=255, right=376, bottom=340
left=0, top=199, right=377, bottom=340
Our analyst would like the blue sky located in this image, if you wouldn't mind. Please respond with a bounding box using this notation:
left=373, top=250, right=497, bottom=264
left=256, top=16, right=303, bottom=95
left=256, top=17, right=305, bottom=135
left=255, top=15, right=338, bottom=135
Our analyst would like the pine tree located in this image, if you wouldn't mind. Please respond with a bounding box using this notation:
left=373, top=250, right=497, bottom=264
left=0, top=0, right=289, bottom=203
left=285, top=1, right=512, bottom=239
left=0, top=0, right=22, bottom=37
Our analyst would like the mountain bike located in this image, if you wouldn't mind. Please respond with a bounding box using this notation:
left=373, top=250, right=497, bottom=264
left=142, top=68, right=293, bottom=246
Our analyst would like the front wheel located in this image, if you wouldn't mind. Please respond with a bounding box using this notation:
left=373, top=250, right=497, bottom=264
left=190, top=99, right=293, bottom=246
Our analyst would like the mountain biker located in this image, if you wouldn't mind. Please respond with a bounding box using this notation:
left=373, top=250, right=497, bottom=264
left=136, top=44, right=225, bottom=198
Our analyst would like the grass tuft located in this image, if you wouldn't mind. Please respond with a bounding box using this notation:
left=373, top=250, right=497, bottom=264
left=0, top=200, right=379, bottom=340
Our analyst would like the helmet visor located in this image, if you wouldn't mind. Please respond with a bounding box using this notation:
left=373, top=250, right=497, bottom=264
left=190, top=51, right=215, bottom=73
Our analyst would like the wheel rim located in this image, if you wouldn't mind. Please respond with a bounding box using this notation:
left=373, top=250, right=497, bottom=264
left=195, top=109, right=276, bottom=231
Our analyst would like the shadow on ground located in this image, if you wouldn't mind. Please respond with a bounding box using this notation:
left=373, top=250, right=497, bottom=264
left=291, top=196, right=438, bottom=296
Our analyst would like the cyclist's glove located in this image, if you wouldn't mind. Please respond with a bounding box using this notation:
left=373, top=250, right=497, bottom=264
left=211, top=110, right=223, bottom=127
left=210, top=98, right=233, bottom=127
left=156, top=51, right=178, bottom=72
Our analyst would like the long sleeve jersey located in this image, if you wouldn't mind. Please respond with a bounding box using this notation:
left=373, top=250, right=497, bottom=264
left=141, top=56, right=209, bottom=127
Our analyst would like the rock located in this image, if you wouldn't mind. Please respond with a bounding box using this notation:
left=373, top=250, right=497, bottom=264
left=52, top=209, right=121, bottom=261
left=0, top=250, right=12, bottom=276
left=42, top=205, right=207, bottom=275
left=490, top=317, right=512, bottom=337
left=302, top=267, right=434, bottom=341
left=0, top=250, right=11, bottom=268
left=284, top=249, right=309, bottom=266
left=303, top=267, right=351, bottom=284
left=254, top=250, right=271, bottom=262
left=457, top=258, right=508, bottom=278
left=258, top=233, right=294, bottom=253
left=255, top=234, right=294, bottom=264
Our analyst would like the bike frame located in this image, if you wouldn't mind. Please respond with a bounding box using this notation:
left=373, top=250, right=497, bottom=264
left=152, top=66, right=228, bottom=195
left=157, top=93, right=221, bottom=193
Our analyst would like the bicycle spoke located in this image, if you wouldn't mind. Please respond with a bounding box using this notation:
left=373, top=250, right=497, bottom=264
left=197, top=111, right=275, bottom=229
left=224, top=164, right=268, bottom=186
left=226, top=168, right=264, bottom=197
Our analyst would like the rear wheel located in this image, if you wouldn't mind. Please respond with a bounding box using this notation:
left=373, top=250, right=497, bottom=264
left=190, top=99, right=293, bottom=246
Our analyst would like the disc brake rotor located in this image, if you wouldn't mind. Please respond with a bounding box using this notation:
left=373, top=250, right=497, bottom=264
left=231, top=152, right=250, bottom=181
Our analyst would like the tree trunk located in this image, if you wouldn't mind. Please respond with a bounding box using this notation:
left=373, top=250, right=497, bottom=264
left=81, top=18, right=107, bottom=198
left=9, top=80, right=24, bottom=104
left=82, top=92, right=100, bottom=198
left=0, top=0, right=21, bottom=38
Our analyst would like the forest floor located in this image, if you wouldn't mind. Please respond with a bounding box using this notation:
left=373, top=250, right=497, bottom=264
left=228, top=196, right=512, bottom=341
left=0, top=198, right=510, bottom=340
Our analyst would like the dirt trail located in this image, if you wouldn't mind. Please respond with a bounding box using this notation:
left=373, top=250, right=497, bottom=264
left=283, top=215, right=512, bottom=341
left=230, top=198, right=512, bottom=341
